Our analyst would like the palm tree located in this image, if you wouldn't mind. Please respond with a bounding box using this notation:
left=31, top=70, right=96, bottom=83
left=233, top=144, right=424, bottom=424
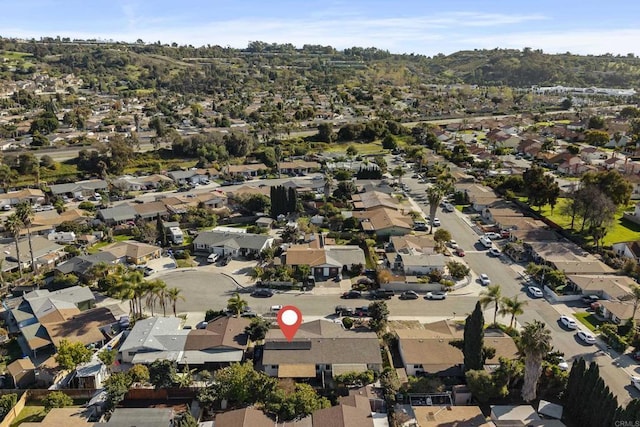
left=520, top=320, right=552, bottom=402
left=323, top=172, right=333, bottom=200
left=227, top=292, right=248, bottom=318
left=15, top=202, right=35, bottom=274
left=391, top=166, right=405, bottom=184
left=5, top=214, right=24, bottom=277
left=499, top=295, right=528, bottom=328
left=426, top=173, right=455, bottom=234
left=479, top=284, right=502, bottom=325
left=144, top=280, right=166, bottom=317
left=166, top=287, right=185, bottom=317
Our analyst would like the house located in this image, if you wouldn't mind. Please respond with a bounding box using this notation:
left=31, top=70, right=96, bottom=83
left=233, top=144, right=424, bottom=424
left=47, top=231, right=76, bottom=243
left=131, top=200, right=169, bottom=220
left=285, top=235, right=366, bottom=279
left=21, top=209, right=89, bottom=237
left=97, top=205, right=137, bottom=225
left=193, top=230, right=274, bottom=259
left=566, top=275, right=635, bottom=301
left=113, top=174, right=174, bottom=191
left=557, top=156, right=588, bottom=175
left=262, top=320, right=383, bottom=380
left=351, top=206, right=414, bottom=237
left=102, top=241, right=161, bottom=265
left=6, top=286, right=99, bottom=357
left=312, top=395, right=375, bottom=427
left=458, top=184, right=500, bottom=212
left=95, top=408, right=174, bottom=427
left=612, top=240, right=640, bottom=263
left=525, top=241, right=613, bottom=274
left=517, top=138, right=542, bottom=157
left=227, top=163, right=268, bottom=178
left=396, top=253, right=446, bottom=276
left=72, top=360, right=108, bottom=389
left=213, top=408, right=282, bottom=427
left=278, top=160, right=320, bottom=176
left=49, top=179, right=108, bottom=198
left=0, top=188, right=45, bottom=207
left=167, top=169, right=209, bottom=186
left=7, top=357, right=36, bottom=388
left=481, top=207, right=523, bottom=224
left=388, top=235, right=437, bottom=255
left=55, top=252, right=119, bottom=279
left=580, top=146, right=608, bottom=163
left=397, top=321, right=518, bottom=377
left=119, top=317, right=188, bottom=364
left=351, top=191, right=400, bottom=211
left=182, top=316, right=251, bottom=368
left=0, top=236, right=66, bottom=273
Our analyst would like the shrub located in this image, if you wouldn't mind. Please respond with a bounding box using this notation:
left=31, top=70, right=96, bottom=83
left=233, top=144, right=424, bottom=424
left=42, top=391, right=73, bottom=412
left=342, top=317, right=354, bottom=329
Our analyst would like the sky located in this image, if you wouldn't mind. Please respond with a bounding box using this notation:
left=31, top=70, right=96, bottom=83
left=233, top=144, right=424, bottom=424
left=2, top=0, right=640, bottom=56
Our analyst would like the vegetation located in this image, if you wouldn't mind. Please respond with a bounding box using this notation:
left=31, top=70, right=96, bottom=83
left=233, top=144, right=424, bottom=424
left=462, top=302, right=484, bottom=371
left=519, top=320, right=552, bottom=402
left=42, top=392, right=73, bottom=412
left=54, top=340, right=92, bottom=371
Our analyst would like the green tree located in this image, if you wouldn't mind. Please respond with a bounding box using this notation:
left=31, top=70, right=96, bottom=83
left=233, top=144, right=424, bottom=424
left=426, top=174, right=455, bottom=233
left=42, top=391, right=73, bottom=412
left=463, top=302, right=484, bottom=371
left=199, top=362, right=277, bottom=408
left=499, top=295, right=527, bottom=329
left=446, top=261, right=470, bottom=280
left=98, top=348, right=117, bottom=371
left=433, top=228, right=451, bottom=246
left=368, top=301, right=389, bottom=333
left=55, top=340, right=92, bottom=371
left=175, top=412, right=199, bottom=427
left=581, top=170, right=633, bottom=207
left=227, top=292, right=248, bottom=317
left=317, top=123, right=335, bottom=143
left=264, top=382, right=331, bottom=421
left=167, top=287, right=185, bottom=317
left=520, top=320, right=553, bottom=402
left=129, top=364, right=150, bottom=383
left=149, top=359, right=177, bottom=389
left=480, top=284, right=502, bottom=326
left=245, top=317, right=272, bottom=341
left=104, top=372, right=133, bottom=410
left=465, top=370, right=496, bottom=403
left=0, top=394, right=18, bottom=421
left=382, top=134, right=398, bottom=150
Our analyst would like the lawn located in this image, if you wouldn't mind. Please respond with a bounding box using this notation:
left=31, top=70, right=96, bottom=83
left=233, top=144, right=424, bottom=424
left=526, top=198, right=640, bottom=246
left=574, top=312, right=604, bottom=332
left=87, top=235, right=134, bottom=254
left=10, top=405, right=45, bottom=426
left=322, top=141, right=385, bottom=155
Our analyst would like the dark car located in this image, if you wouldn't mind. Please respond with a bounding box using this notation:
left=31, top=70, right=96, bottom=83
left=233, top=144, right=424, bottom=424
left=399, top=291, right=419, bottom=300
left=581, top=295, right=600, bottom=306
left=371, top=289, right=394, bottom=299
left=341, top=290, right=362, bottom=299
left=355, top=306, right=369, bottom=317
left=250, top=289, right=274, bottom=298
left=335, top=305, right=355, bottom=316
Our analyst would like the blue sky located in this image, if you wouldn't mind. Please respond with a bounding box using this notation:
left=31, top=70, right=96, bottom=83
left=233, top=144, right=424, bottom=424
left=2, top=0, right=640, bottom=56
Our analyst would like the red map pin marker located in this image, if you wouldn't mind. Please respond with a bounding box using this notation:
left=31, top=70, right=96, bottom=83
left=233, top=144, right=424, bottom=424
left=277, top=305, right=302, bottom=342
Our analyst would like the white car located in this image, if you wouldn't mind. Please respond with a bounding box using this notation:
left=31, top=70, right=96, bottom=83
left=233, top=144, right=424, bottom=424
left=479, top=274, right=491, bottom=286
left=558, top=357, right=569, bottom=371
left=559, top=315, right=578, bottom=330
left=449, top=240, right=458, bottom=249
left=577, top=330, right=596, bottom=345
left=631, top=376, right=640, bottom=391
left=528, top=286, right=543, bottom=298
left=207, top=253, right=220, bottom=263
left=488, top=247, right=501, bottom=257
left=432, top=218, right=441, bottom=227
left=485, top=232, right=501, bottom=240
left=425, top=291, right=447, bottom=300
left=479, top=236, right=492, bottom=248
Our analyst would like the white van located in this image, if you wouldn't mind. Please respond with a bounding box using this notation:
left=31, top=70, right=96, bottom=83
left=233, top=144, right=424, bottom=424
left=479, top=236, right=492, bottom=248
left=207, top=253, right=220, bottom=264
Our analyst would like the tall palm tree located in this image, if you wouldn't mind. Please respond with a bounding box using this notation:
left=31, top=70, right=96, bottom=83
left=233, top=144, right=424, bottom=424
left=5, top=214, right=24, bottom=277
left=166, top=287, right=185, bottom=317
left=227, top=292, right=248, bottom=318
left=499, top=295, right=528, bottom=328
left=479, top=284, right=502, bottom=325
left=630, top=284, right=640, bottom=319
left=15, top=202, right=35, bottom=274
left=143, top=279, right=165, bottom=317
left=323, top=172, right=333, bottom=200
left=520, top=320, right=552, bottom=402
left=426, top=173, right=455, bottom=234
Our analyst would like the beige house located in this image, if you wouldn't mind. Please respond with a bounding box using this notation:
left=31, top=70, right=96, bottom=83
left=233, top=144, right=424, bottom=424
left=102, top=240, right=161, bottom=265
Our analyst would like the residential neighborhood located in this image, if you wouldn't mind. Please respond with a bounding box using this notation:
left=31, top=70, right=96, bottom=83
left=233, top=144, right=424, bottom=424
left=1, top=29, right=640, bottom=427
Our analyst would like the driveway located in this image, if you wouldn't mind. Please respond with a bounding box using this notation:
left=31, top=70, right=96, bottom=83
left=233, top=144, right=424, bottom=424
left=153, top=269, right=241, bottom=313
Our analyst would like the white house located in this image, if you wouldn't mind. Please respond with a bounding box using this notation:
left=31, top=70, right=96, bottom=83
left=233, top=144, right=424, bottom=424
left=47, top=231, right=77, bottom=243
left=193, top=230, right=274, bottom=258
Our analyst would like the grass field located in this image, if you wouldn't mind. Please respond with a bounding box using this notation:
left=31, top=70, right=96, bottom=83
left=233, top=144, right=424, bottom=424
left=322, top=141, right=385, bottom=155
left=574, top=312, right=604, bottom=332
left=527, top=198, right=640, bottom=246
left=10, top=405, right=45, bottom=426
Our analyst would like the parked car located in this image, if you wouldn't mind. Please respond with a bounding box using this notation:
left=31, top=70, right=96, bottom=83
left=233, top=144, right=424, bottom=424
left=449, top=240, right=458, bottom=249
left=479, top=274, right=491, bottom=286
left=371, top=289, right=394, bottom=299
left=432, top=218, right=441, bottom=227
left=357, top=277, right=375, bottom=285
left=341, top=290, right=362, bottom=299
left=500, top=230, right=512, bottom=238
left=488, top=247, right=501, bottom=257
left=207, top=253, right=220, bottom=264
left=250, top=289, right=274, bottom=298
left=581, top=295, right=600, bottom=306
left=559, top=315, right=578, bottom=330
left=577, top=330, right=596, bottom=345
left=399, top=291, right=419, bottom=300
left=455, top=248, right=465, bottom=257
left=528, top=286, right=544, bottom=298
left=354, top=306, right=369, bottom=317
left=270, top=305, right=283, bottom=312
left=558, top=357, right=569, bottom=371
left=485, top=232, right=501, bottom=240
left=335, top=305, right=355, bottom=316
left=479, top=236, right=492, bottom=248
left=425, top=291, right=447, bottom=300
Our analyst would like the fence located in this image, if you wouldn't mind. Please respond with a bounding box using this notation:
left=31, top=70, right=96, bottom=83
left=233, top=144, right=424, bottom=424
left=0, top=391, right=27, bottom=427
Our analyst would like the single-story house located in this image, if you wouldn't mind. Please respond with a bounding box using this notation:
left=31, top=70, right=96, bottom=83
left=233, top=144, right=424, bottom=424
left=182, top=316, right=251, bottom=368
left=18, top=407, right=94, bottom=427
left=113, top=174, right=174, bottom=191
left=285, top=244, right=366, bottom=279
left=396, top=253, right=446, bottom=276
left=102, top=241, right=161, bottom=265
left=97, top=408, right=174, bottom=427
left=55, top=252, right=119, bottom=279
left=0, top=188, right=45, bottom=207
left=227, top=163, right=268, bottom=178
left=49, top=179, right=108, bottom=198
left=388, top=235, right=437, bottom=255
left=119, top=317, right=188, bottom=364
left=97, top=205, right=138, bottom=225
left=278, top=160, right=320, bottom=176
left=612, top=240, right=640, bottom=263
left=351, top=207, right=414, bottom=237
left=262, top=320, right=383, bottom=380
left=0, top=236, right=66, bottom=273
left=132, top=201, right=169, bottom=220
left=351, top=191, right=400, bottom=211
left=193, top=230, right=274, bottom=258
left=566, top=274, right=635, bottom=301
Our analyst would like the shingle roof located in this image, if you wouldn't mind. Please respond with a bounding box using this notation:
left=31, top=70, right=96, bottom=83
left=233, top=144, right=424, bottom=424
left=101, top=408, right=173, bottom=427
left=49, top=179, right=108, bottom=195
left=119, top=317, right=186, bottom=354
left=193, top=231, right=273, bottom=251
left=98, top=205, right=137, bottom=222
left=184, top=316, right=250, bottom=351
left=102, top=241, right=161, bottom=260
left=262, top=321, right=381, bottom=366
